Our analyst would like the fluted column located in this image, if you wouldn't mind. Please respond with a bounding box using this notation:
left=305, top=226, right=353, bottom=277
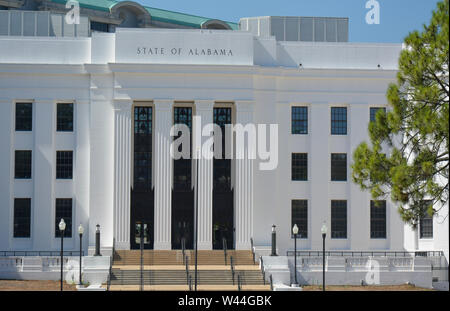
left=195, top=100, right=214, bottom=250
left=113, top=100, right=132, bottom=250
left=154, top=99, right=173, bottom=250
left=235, top=100, right=254, bottom=250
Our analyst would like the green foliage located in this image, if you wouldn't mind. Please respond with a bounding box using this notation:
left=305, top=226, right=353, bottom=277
left=352, top=0, right=449, bottom=227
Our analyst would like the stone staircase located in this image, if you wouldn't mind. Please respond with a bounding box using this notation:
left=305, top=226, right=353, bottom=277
left=113, top=250, right=255, bottom=266
left=108, top=249, right=269, bottom=290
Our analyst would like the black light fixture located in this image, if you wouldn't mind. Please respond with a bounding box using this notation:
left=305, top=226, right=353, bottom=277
left=78, top=224, right=84, bottom=286
left=59, top=218, right=66, bottom=291
left=292, top=224, right=299, bottom=287
left=271, top=225, right=277, bottom=256
left=95, top=224, right=101, bottom=256
left=321, top=221, right=328, bottom=292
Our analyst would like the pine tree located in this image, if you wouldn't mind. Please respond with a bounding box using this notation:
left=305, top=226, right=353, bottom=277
left=352, top=0, right=449, bottom=227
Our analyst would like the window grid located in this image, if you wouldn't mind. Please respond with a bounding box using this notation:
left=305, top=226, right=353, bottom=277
left=331, top=153, right=347, bottom=181
left=134, top=106, right=152, bottom=190
left=57, top=103, right=74, bottom=132
left=370, top=200, right=386, bottom=239
left=55, top=199, right=72, bottom=238
left=370, top=107, right=386, bottom=123
left=14, top=198, right=31, bottom=238
left=331, top=200, right=347, bottom=239
left=15, top=103, right=32, bottom=131
left=292, top=200, right=308, bottom=238
left=173, top=107, right=192, bottom=191
left=56, top=151, right=73, bottom=179
left=331, top=107, right=347, bottom=135
left=291, top=106, right=308, bottom=134
left=292, top=153, right=308, bottom=181
left=15, top=150, right=32, bottom=179
left=419, top=200, right=433, bottom=239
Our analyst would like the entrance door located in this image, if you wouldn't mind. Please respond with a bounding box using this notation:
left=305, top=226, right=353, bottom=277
left=134, top=222, right=151, bottom=249
left=171, top=190, right=194, bottom=249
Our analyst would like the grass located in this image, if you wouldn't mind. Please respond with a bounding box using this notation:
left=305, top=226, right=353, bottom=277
left=0, top=280, right=78, bottom=291
left=301, top=284, right=433, bottom=291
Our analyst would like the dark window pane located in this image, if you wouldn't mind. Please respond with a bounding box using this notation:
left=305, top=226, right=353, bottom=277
left=16, top=103, right=32, bottom=131
left=420, top=201, right=433, bottom=239
left=331, top=153, right=347, bottom=181
left=292, top=107, right=308, bottom=134
left=370, top=107, right=386, bottom=123
left=14, top=198, right=31, bottom=238
left=370, top=200, right=386, bottom=239
left=15, top=150, right=32, bottom=179
left=213, top=107, right=232, bottom=191
left=57, top=103, right=73, bottom=132
left=91, top=21, right=109, bottom=32
left=173, top=107, right=192, bottom=190
left=292, top=153, right=307, bottom=181
left=292, top=200, right=308, bottom=238
left=134, top=106, right=152, bottom=190
left=55, top=198, right=72, bottom=238
left=331, top=107, right=347, bottom=135
left=331, top=200, right=347, bottom=239
left=56, top=151, right=73, bottom=179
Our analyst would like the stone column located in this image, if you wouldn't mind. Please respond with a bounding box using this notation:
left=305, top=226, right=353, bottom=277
left=113, top=100, right=132, bottom=250
left=234, top=100, right=255, bottom=250
left=153, top=99, right=173, bottom=250
left=195, top=100, right=214, bottom=250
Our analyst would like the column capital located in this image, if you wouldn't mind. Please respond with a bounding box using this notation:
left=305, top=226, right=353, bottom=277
left=113, top=99, right=132, bottom=111
left=235, top=100, right=255, bottom=112
left=195, top=99, right=214, bottom=111
left=154, top=99, right=173, bottom=110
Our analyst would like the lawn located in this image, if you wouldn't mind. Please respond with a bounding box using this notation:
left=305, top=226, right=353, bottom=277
left=0, top=280, right=77, bottom=291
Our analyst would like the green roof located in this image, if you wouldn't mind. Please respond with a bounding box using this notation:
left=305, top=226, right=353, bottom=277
left=50, top=0, right=239, bottom=29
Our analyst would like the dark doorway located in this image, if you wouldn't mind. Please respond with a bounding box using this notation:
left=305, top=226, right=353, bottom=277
left=171, top=107, right=194, bottom=249
left=130, top=106, right=154, bottom=249
left=212, top=107, right=234, bottom=249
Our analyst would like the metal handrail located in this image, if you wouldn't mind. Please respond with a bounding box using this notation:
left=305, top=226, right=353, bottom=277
left=140, top=231, right=144, bottom=291
left=181, top=238, right=186, bottom=265
left=223, top=238, right=227, bottom=265
left=107, top=238, right=115, bottom=291
left=260, top=256, right=266, bottom=285
left=0, top=250, right=85, bottom=257
left=237, top=273, right=242, bottom=291
left=188, top=275, right=192, bottom=291
left=185, top=256, right=190, bottom=285
left=285, top=250, right=445, bottom=258
left=250, top=238, right=255, bottom=264
left=269, top=274, right=273, bottom=291
left=230, top=256, right=235, bottom=285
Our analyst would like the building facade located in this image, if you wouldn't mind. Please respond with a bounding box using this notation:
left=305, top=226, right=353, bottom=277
left=0, top=0, right=448, bottom=263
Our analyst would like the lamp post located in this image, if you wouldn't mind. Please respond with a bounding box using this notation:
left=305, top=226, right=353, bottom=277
left=78, top=224, right=84, bottom=286
left=321, top=222, right=328, bottom=292
left=94, top=224, right=101, bottom=256
left=58, top=218, right=66, bottom=292
left=271, top=225, right=277, bottom=256
left=292, top=224, right=299, bottom=287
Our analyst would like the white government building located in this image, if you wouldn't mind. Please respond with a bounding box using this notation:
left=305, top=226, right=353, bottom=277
left=0, top=0, right=448, bottom=288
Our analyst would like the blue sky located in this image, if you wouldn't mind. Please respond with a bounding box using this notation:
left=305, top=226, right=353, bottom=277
left=142, top=0, right=441, bottom=43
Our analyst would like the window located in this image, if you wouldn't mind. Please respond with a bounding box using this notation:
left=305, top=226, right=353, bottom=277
left=213, top=107, right=232, bottom=191
left=15, top=150, right=32, bottom=179
left=331, top=200, right=347, bottom=239
left=419, top=201, right=433, bottom=239
left=292, top=153, right=307, bottom=181
left=292, top=106, right=308, bottom=134
left=57, top=103, right=74, bottom=132
left=15, top=103, right=32, bottom=131
left=55, top=199, right=72, bottom=238
left=56, top=151, right=73, bottom=179
left=14, top=198, right=31, bottom=238
left=91, top=21, right=110, bottom=32
left=370, top=200, right=386, bottom=239
left=134, top=106, right=152, bottom=190
left=331, top=153, right=347, bottom=181
left=173, top=107, right=192, bottom=190
left=370, top=107, right=386, bottom=123
left=331, top=107, right=347, bottom=135
left=292, top=200, right=308, bottom=238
